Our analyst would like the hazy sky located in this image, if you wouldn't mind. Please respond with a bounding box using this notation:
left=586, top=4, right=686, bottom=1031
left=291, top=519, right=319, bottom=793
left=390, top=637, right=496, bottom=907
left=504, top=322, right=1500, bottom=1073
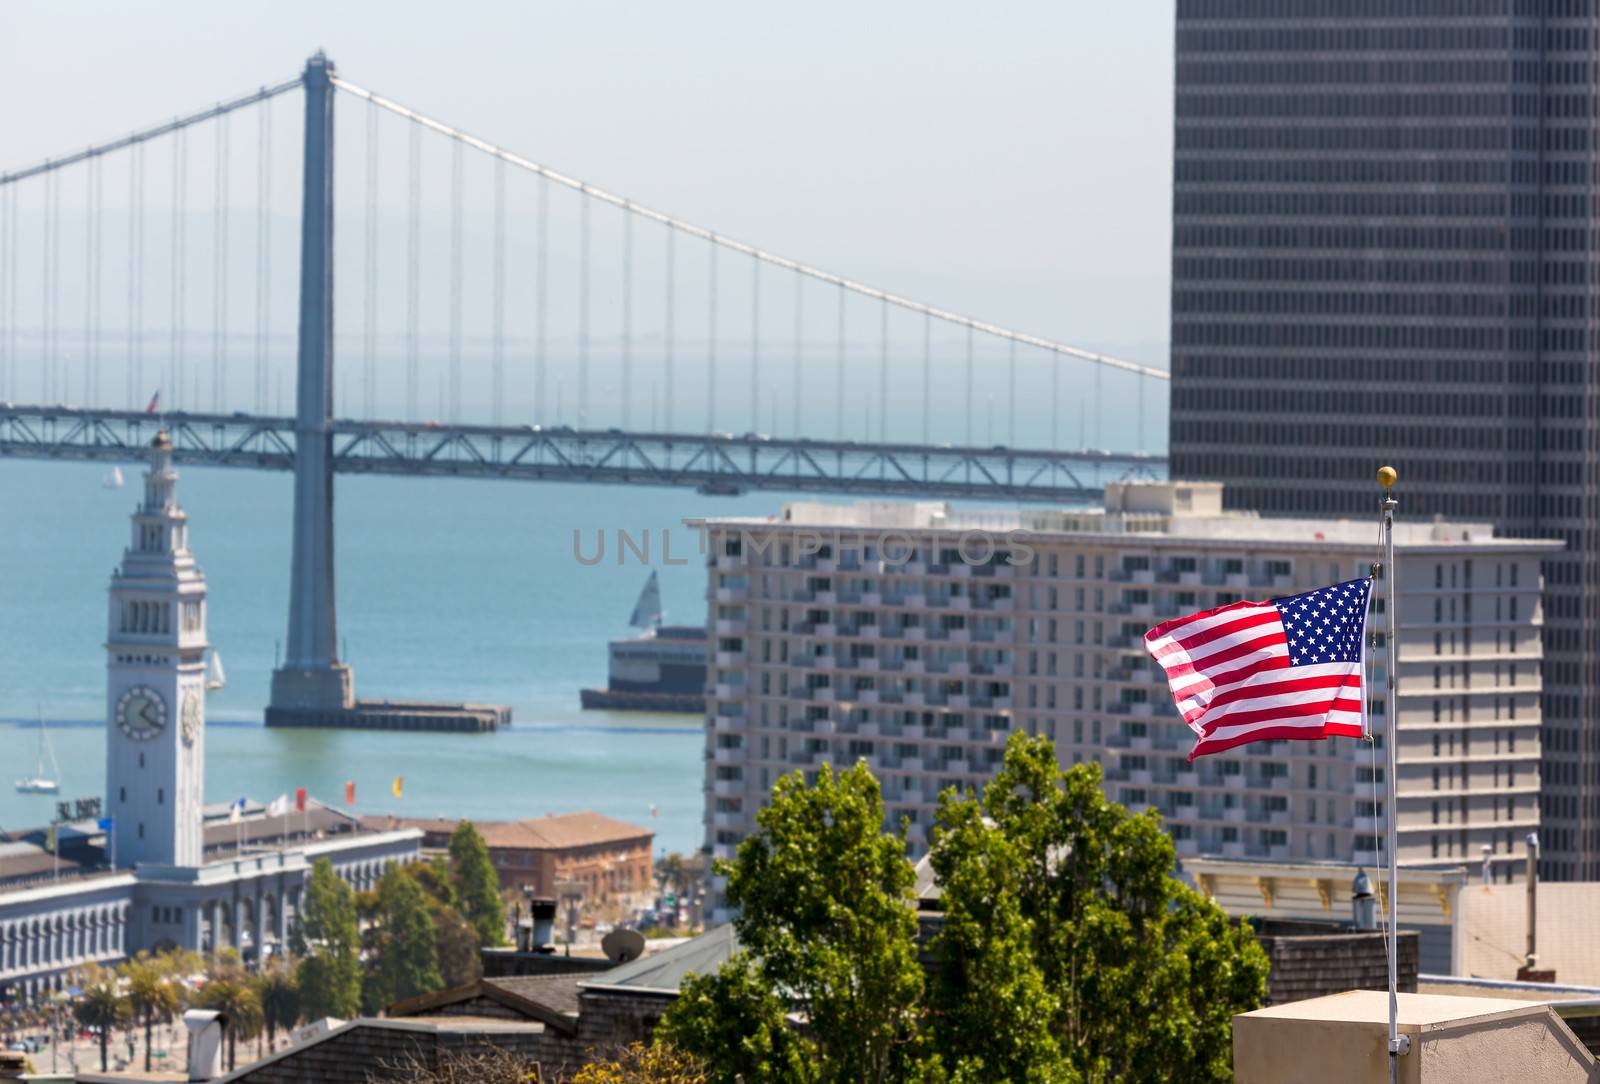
left=1, top=1, right=1175, bottom=368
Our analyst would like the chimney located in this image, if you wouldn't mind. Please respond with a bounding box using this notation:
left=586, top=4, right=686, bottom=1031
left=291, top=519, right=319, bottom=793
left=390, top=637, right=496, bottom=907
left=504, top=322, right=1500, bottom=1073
left=184, top=1009, right=227, bottom=1081
left=1350, top=868, right=1377, bottom=931
left=1516, top=833, right=1553, bottom=982
left=530, top=897, right=557, bottom=950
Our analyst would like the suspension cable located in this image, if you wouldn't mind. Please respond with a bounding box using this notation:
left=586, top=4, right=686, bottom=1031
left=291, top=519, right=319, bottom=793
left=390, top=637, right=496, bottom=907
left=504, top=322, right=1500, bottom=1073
left=449, top=138, right=463, bottom=422
left=329, top=74, right=1166, bottom=383
left=405, top=119, right=421, bottom=420
left=43, top=170, right=55, bottom=403
left=1008, top=338, right=1016, bottom=447
left=835, top=283, right=845, bottom=440
left=579, top=193, right=590, bottom=428
left=0, top=176, right=9, bottom=401
left=253, top=100, right=268, bottom=412
left=964, top=325, right=974, bottom=446
left=620, top=203, right=632, bottom=428
left=750, top=254, right=760, bottom=431
left=86, top=155, right=99, bottom=406
left=792, top=272, right=802, bottom=437
left=921, top=312, right=931, bottom=446
left=172, top=127, right=188, bottom=408
left=213, top=112, right=230, bottom=412
left=536, top=172, right=548, bottom=425
left=662, top=222, right=673, bottom=432
left=706, top=241, right=717, bottom=432
left=1052, top=345, right=1062, bottom=451
left=131, top=142, right=144, bottom=409
left=363, top=99, right=379, bottom=419
left=0, top=79, right=301, bottom=187
left=1094, top=356, right=1103, bottom=450
left=878, top=297, right=888, bottom=443
left=493, top=156, right=506, bottom=425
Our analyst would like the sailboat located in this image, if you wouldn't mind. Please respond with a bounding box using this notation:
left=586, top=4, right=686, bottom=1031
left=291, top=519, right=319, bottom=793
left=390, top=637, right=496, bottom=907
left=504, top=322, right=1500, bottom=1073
left=629, top=570, right=665, bottom=631
left=102, top=466, right=124, bottom=489
left=206, top=650, right=226, bottom=692
left=15, top=709, right=60, bottom=795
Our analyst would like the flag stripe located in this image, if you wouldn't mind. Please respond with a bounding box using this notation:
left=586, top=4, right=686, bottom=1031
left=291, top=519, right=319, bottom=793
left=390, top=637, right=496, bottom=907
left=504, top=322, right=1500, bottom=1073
left=1199, top=695, right=1364, bottom=735
left=1161, top=633, right=1288, bottom=686
left=1192, top=721, right=1365, bottom=757
left=1181, top=669, right=1362, bottom=722
left=1150, top=608, right=1282, bottom=661
left=1145, top=601, right=1276, bottom=655
left=1144, top=578, right=1373, bottom=762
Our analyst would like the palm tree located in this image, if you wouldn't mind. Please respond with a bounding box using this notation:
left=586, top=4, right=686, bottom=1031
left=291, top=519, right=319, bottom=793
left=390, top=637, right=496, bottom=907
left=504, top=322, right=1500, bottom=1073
left=121, top=952, right=181, bottom=1073
left=71, top=964, right=130, bottom=1073
left=253, top=960, right=301, bottom=1053
left=200, top=976, right=262, bottom=1071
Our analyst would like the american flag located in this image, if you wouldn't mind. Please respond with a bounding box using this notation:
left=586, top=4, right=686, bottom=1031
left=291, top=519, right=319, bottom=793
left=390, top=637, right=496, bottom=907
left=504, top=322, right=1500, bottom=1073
left=1144, top=577, right=1373, bottom=761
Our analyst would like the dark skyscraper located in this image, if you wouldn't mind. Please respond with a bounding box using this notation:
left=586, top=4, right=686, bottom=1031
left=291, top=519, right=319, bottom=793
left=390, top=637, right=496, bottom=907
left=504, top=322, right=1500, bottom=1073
left=1169, top=0, right=1599, bottom=878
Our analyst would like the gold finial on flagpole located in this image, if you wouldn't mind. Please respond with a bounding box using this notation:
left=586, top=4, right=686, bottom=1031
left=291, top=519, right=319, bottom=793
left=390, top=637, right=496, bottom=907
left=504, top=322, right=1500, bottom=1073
left=1377, top=465, right=1397, bottom=491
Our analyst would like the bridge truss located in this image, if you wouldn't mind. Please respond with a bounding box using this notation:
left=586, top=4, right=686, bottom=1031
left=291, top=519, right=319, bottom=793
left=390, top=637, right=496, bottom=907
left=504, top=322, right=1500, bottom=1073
left=0, top=406, right=1163, bottom=502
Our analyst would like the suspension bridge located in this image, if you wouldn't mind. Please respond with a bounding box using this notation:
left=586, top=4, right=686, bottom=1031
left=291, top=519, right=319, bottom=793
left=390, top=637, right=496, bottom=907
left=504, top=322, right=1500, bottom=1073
left=0, top=53, right=1169, bottom=725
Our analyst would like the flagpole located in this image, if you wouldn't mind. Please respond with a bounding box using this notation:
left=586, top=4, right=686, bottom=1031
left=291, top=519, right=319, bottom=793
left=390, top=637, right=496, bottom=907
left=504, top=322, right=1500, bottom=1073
left=1378, top=465, right=1408, bottom=1081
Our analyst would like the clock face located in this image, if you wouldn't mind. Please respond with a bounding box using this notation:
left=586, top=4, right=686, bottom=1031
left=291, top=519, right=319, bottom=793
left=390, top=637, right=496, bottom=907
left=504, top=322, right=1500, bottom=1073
left=116, top=686, right=167, bottom=741
left=181, top=689, right=202, bottom=745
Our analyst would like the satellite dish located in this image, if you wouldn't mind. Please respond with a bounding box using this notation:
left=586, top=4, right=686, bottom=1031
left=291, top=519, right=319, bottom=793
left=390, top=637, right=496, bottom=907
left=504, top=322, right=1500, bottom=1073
left=602, top=928, right=647, bottom=964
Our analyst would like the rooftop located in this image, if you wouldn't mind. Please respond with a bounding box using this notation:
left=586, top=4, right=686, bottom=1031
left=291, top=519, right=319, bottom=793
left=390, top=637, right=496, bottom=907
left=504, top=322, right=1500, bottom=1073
left=582, top=922, right=739, bottom=996
left=692, top=481, right=1564, bottom=552
left=358, top=811, right=654, bottom=851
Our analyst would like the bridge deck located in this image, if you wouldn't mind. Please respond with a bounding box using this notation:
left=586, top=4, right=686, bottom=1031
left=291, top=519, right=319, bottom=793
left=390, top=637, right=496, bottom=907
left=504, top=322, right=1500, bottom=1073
left=1, top=406, right=1165, bottom=503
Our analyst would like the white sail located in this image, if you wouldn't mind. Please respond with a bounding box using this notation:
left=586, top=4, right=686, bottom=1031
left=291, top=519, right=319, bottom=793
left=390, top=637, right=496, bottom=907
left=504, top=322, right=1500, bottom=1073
left=15, top=709, right=60, bottom=794
left=628, top=570, right=664, bottom=629
left=102, top=466, right=124, bottom=489
left=206, top=650, right=227, bottom=691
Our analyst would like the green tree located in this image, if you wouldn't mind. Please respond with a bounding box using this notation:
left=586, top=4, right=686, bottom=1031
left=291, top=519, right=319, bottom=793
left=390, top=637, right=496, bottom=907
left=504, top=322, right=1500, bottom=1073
left=662, top=761, right=931, bottom=1084
left=200, top=974, right=262, bottom=1071
left=931, top=735, right=1268, bottom=1084
left=403, top=854, right=459, bottom=909
left=430, top=903, right=482, bottom=989
left=448, top=821, right=506, bottom=947
left=121, top=952, right=183, bottom=1074
left=401, top=857, right=481, bottom=988
left=656, top=953, right=809, bottom=1084
left=292, top=857, right=362, bottom=1020
left=927, top=791, right=1070, bottom=1083
left=72, top=962, right=130, bottom=1074
left=253, top=959, right=301, bottom=1051
left=364, top=863, right=445, bottom=1012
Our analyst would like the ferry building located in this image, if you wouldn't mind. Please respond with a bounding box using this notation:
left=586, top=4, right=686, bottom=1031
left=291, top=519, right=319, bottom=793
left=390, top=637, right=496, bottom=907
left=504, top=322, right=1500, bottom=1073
left=0, top=433, right=420, bottom=1001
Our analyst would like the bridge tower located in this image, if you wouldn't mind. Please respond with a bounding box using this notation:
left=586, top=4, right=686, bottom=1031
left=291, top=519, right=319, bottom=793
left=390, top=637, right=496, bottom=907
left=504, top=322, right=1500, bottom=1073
left=269, top=51, right=355, bottom=717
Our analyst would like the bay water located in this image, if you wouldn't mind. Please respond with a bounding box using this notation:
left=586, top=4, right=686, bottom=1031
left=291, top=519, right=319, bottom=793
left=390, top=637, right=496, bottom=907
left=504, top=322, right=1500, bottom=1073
left=0, top=457, right=798, bottom=854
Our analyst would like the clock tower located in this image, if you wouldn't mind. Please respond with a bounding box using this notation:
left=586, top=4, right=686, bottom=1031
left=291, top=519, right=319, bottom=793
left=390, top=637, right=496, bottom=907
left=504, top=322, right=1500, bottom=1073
left=105, top=431, right=207, bottom=868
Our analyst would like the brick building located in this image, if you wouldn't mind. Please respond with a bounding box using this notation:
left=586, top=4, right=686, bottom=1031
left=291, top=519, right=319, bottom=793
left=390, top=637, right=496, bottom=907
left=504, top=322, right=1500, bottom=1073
left=361, top=812, right=655, bottom=905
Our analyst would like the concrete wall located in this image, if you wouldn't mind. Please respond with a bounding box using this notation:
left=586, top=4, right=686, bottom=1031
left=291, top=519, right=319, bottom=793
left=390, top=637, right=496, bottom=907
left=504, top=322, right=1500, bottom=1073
left=1455, top=881, right=1600, bottom=984
left=1234, top=992, right=1594, bottom=1084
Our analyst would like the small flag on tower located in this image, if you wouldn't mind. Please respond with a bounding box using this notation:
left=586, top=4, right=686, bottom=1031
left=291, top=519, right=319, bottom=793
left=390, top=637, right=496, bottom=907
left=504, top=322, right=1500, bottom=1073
left=266, top=794, right=290, bottom=818
left=295, top=787, right=308, bottom=812
left=1145, top=577, right=1373, bottom=761
left=344, top=781, right=356, bottom=805
left=228, top=797, right=247, bottom=823
left=145, top=390, right=161, bottom=414
left=391, top=776, right=404, bottom=799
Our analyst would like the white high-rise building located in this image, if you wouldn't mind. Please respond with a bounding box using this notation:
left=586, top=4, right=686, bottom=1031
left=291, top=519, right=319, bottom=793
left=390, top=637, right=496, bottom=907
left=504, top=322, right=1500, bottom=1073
left=695, top=482, right=1561, bottom=920
left=105, top=430, right=209, bottom=869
